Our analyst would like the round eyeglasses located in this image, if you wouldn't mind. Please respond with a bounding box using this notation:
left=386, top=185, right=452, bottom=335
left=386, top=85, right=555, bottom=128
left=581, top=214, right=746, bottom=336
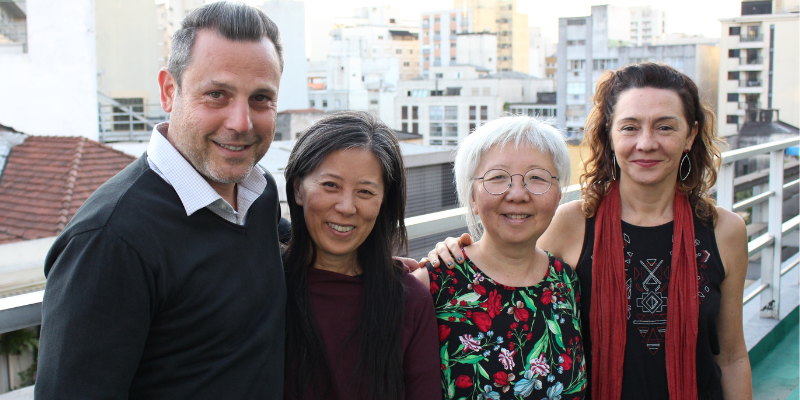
left=474, top=168, right=558, bottom=195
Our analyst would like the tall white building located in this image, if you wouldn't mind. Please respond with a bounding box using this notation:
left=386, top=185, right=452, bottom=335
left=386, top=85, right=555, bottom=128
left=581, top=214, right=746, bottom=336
left=261, top=0, right=309, bottom=111
left=528, top=27, right=554, bottom=79
left=306, top=6, right=419, bottom=127
left=629, top=7, right=667, bottom=46
left=556, top=5, right=720, bottom=136
left=395, top=65, right=554, bottom=146
left=0, top=0, right=99, bottom=139
left=717, top=0, right=799, bottom=136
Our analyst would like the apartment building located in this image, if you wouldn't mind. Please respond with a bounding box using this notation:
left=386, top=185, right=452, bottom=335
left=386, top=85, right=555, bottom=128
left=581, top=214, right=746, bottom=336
left=629, top=6, right=667, bottom=46
left=419, top=0, right=529, bottom=77
left=396, top=65, right=553, bottom=146
left=717, top=0, right=799, bottom=136
left=556, top=5, right=719, bottom=136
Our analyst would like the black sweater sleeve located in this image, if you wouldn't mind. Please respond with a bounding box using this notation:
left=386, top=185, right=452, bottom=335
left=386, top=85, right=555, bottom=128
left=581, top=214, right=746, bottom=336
left=36, top=227, right=156, bottom=399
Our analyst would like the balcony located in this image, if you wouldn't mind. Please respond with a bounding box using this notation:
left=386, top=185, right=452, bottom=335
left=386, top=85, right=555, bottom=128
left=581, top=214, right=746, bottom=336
left=741, top=34, right=764, bottom=42
left=741, top=80, right=762, bottom=87
left=742, top=57, right=764, bottom=65
left=0, top=138, right=798, bottom=398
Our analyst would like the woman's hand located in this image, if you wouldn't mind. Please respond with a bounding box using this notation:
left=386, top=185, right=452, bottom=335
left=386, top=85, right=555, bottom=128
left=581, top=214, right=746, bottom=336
left=417, top=233, right=473, bottom=270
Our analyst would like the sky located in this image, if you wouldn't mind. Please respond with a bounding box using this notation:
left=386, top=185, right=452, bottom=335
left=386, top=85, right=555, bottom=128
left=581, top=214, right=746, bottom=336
left=271, top=0, right=744, bottom=41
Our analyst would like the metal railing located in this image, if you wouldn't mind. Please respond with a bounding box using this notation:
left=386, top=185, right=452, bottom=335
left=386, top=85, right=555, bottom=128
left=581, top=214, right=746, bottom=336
left=1, top=138, right=798, bottom=335
left=740, top=34, right=764, bottom=42
left=741, top=80, right=762, bottom=87
left=742, top=57, right=764, bottom=65
left=716, top=137, right=800, bottom=318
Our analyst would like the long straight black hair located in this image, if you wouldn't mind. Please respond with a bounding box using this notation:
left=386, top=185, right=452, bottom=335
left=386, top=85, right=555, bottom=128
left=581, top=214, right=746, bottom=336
left=283, top=111, right=408, bottom=400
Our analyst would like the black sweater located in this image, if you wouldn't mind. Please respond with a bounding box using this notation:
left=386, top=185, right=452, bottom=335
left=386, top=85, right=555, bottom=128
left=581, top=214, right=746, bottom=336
left=36, top=156, right=286, bottom=400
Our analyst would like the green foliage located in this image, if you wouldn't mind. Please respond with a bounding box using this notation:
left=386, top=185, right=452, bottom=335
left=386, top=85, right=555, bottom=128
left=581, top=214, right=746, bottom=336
left=0, top=328, right=39, bottom=355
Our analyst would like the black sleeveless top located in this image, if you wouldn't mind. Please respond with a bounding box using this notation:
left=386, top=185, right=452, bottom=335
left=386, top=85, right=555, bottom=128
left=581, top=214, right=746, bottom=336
left=576, top=214, right=725, bottom=400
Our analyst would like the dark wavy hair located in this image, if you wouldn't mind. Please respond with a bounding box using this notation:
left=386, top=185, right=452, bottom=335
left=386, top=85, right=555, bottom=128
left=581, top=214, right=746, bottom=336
left=283, top=111, right=408, bottom=400
left=581, top=62, right=723, bottom=226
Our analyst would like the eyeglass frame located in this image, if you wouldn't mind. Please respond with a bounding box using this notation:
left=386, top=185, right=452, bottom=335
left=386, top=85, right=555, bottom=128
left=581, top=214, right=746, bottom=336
left=473, top=168, right=559, bottom=195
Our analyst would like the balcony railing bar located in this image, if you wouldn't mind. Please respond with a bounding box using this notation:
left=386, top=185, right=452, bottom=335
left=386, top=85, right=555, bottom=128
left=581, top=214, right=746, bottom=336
left=733, top=190, right=773, bottom=212
left=781, top=259, right=799, bottom=277
left=743, top=283, right=769, bottom=305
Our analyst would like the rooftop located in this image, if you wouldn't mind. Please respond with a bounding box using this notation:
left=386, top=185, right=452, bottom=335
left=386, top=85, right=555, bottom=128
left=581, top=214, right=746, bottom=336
left=0, top=136, right=135, bottom=244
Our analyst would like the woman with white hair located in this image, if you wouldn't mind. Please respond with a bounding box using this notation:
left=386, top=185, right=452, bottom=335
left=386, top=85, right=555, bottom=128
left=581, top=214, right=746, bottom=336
left=412, top=116, right=586, bottom=400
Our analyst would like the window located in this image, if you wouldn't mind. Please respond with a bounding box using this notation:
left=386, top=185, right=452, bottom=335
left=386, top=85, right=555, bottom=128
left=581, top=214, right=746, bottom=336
left=412, top=122, right=419, bottom=133
left=729, top=27, right=741, bottom=35
left=409, top=89, right=429, bottom=97
left=566, top=40, right=586, bottom=46
left=482, top=87, right=491, bottom=96
left=446, top=87, right=461, bottom=96
left=430, top=139, right=443, bottom=145
left=430, top=90, right=444, bottom=96
left=370, top=99, right=378, bottom=105
left=112, top=98, right=145, bottom=131
left=430, top=106, right=443, bottom=120
left=593, top=59, right=618, bottom=70
left=435, top=73, right=444, bottom=79
left=430, top=123, right=443, bottom=136
left=567, top=83, right=585, bottom=95
left=568, top=60, right=585, bottom=71
left=446, top=140, right=458, bottom=146
left=434, top=17, right=440, bottom=22
left=409, top=49, right=413, bottom=54
left=728, top=71, right=740, bottom=80
left=412, top=106, right=419, bottom=119
left=469, top=123, right=476, bottom=132
left=728, top=49, right=740, bottom=58
left=378, top=35, right=383, bottom=40
left=469, top=105, right=476, bottom=120
left=389, top=18, right=396, bottom=23
left=309, top=100, right=315, bottom=107
left=396, top=49, right=402, bottom=54
left=402, top=122, right=408, bottom=132
left=403, top=61, right=410, bottom=67
left=480, top=105, right=488, bottom=120
left=726, top=115, right=738, bottom=124
left=444, top=123, right=458, bottom=136
left=450, top=56, right=456, bottom=62
left=727, top=93, right=739, bottom=102
left=445, top=106, right=458, bottom=119
left=322, top=99, right=328, bottom=107
left=567, top=19, right=586, bottom=26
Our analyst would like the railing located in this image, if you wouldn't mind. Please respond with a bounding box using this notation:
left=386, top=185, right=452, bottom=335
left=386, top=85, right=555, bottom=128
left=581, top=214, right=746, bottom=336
left=0, top=21, right=26, bottom=44
left=0, top=139, right=798, bottom=334
left=716, top=137, right=800, bottom=318
left=740, top=79, right=762, bottom=87
left=742, top=57, right=764, bottom=65
left=740, top=34, right=764, bottom=42
left=97, top=93, right=168, bottom=143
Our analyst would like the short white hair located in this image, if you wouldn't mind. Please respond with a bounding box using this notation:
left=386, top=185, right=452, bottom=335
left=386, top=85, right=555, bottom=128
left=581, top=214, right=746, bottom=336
left=454, top=116, right=571, bottom=239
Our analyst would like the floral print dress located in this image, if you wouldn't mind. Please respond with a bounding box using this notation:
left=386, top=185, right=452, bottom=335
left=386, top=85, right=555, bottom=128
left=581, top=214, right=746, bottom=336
left=426, top=251, right=586, bottom=400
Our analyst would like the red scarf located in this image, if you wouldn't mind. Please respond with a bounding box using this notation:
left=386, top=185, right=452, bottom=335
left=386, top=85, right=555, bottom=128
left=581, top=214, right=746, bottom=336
left=590, top=181, right=698, bottom=400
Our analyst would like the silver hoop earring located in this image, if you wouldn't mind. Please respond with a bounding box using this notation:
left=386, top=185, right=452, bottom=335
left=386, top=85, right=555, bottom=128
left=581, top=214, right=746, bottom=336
left=611, top=153, right=617, bottom=181
left=679, top=151, right=691, bottom=181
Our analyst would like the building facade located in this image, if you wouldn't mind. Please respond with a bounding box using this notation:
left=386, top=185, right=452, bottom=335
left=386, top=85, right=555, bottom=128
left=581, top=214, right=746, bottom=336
left=419, top=0, right=529, bottom=78
left=556, top=5, right=720, bottom=136
left=717, top=0, right=799, bottom=136
left=396, top=65, right=553, bottom=146
left=629, top=6, right=667, bottom=46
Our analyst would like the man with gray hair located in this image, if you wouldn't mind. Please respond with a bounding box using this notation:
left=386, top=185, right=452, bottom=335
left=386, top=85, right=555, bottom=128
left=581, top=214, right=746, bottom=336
left=36, top=2, right=287, bottom=398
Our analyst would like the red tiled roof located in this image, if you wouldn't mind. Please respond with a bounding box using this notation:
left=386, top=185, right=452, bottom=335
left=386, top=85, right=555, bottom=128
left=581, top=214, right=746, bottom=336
left=0, top=136, right=136, bottom=244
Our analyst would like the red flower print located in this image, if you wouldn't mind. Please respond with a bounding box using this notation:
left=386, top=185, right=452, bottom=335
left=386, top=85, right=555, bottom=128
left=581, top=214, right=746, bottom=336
left=459, top=317, right=467, bottom=322
left=438, top=325, right=451, bottom=342
left=526, top=332, right=533, bottom=340
left=510, top=322, right=518, bottom=330
left=473, top=284, right=487, bottom=296
left=449, top=287, right=456, bottom=294
left=493, top=371, right=509, bottom=386
left=560, top=353, right=573, bottom=370
left=441, top=363, right=446, bottom=370
left=430, top=281, right=439, bottom=294
left=455, top=375, right=472, bottom=389
left=554, top=259, right=563, bottom=272
left=523, top=324, right=529, bottom=332
left=472, top=311, right=492, bottom=332
left=460, top=300, right=468, bottom=306
left=453, top=278, right=458, bottom=284
left=446, top=270, right=455, bottom=277
left=466, top=310, right=473, bottom=318
left=480, top=289, right=503, bottom=318
left=450, top=299, right=457, bottom=305
left=509, top=342, right=515, bottom=350
left=542, top=288, right=555, bottom=304
left=448, top=316, right=456, bottom=322
left=507, top=300, right=529, bottom=322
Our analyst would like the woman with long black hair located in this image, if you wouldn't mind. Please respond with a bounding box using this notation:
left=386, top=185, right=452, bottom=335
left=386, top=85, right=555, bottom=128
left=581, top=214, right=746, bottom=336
left=282, top=111, right=441, bottom=400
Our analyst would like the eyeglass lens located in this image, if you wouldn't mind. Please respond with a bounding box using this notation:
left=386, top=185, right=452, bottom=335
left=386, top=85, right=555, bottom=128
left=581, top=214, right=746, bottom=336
left=482, top=169, right=552, bottom=195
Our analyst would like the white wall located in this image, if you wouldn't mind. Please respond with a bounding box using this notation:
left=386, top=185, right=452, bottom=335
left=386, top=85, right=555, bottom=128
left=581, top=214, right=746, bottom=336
left=0, top=0, right=98, bottom=139
left=261, top=0, right=309, bottom=112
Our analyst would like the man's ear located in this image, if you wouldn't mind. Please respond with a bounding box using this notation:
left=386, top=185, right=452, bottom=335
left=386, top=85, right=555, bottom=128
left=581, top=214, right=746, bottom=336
left=158, top=68, right=177, bottom=113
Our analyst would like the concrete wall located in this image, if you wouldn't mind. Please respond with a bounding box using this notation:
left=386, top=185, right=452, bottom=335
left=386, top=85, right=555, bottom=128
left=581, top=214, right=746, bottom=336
left=0, top=0, right=98, bottom=139
left=95, top=0, right=162, bottom=107
left=261, top=0, right=309, bottom=112
left=771, top=17, right=799, bottom=127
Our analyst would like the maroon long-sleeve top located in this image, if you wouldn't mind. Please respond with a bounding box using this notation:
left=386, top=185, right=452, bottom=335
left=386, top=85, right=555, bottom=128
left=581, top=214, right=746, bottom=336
left=284, top=267, right=442, bottom=400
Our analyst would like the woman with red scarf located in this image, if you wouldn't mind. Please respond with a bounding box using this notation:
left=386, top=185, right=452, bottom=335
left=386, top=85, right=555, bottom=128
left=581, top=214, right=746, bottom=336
left=428, top=63, right=752, bottom=400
